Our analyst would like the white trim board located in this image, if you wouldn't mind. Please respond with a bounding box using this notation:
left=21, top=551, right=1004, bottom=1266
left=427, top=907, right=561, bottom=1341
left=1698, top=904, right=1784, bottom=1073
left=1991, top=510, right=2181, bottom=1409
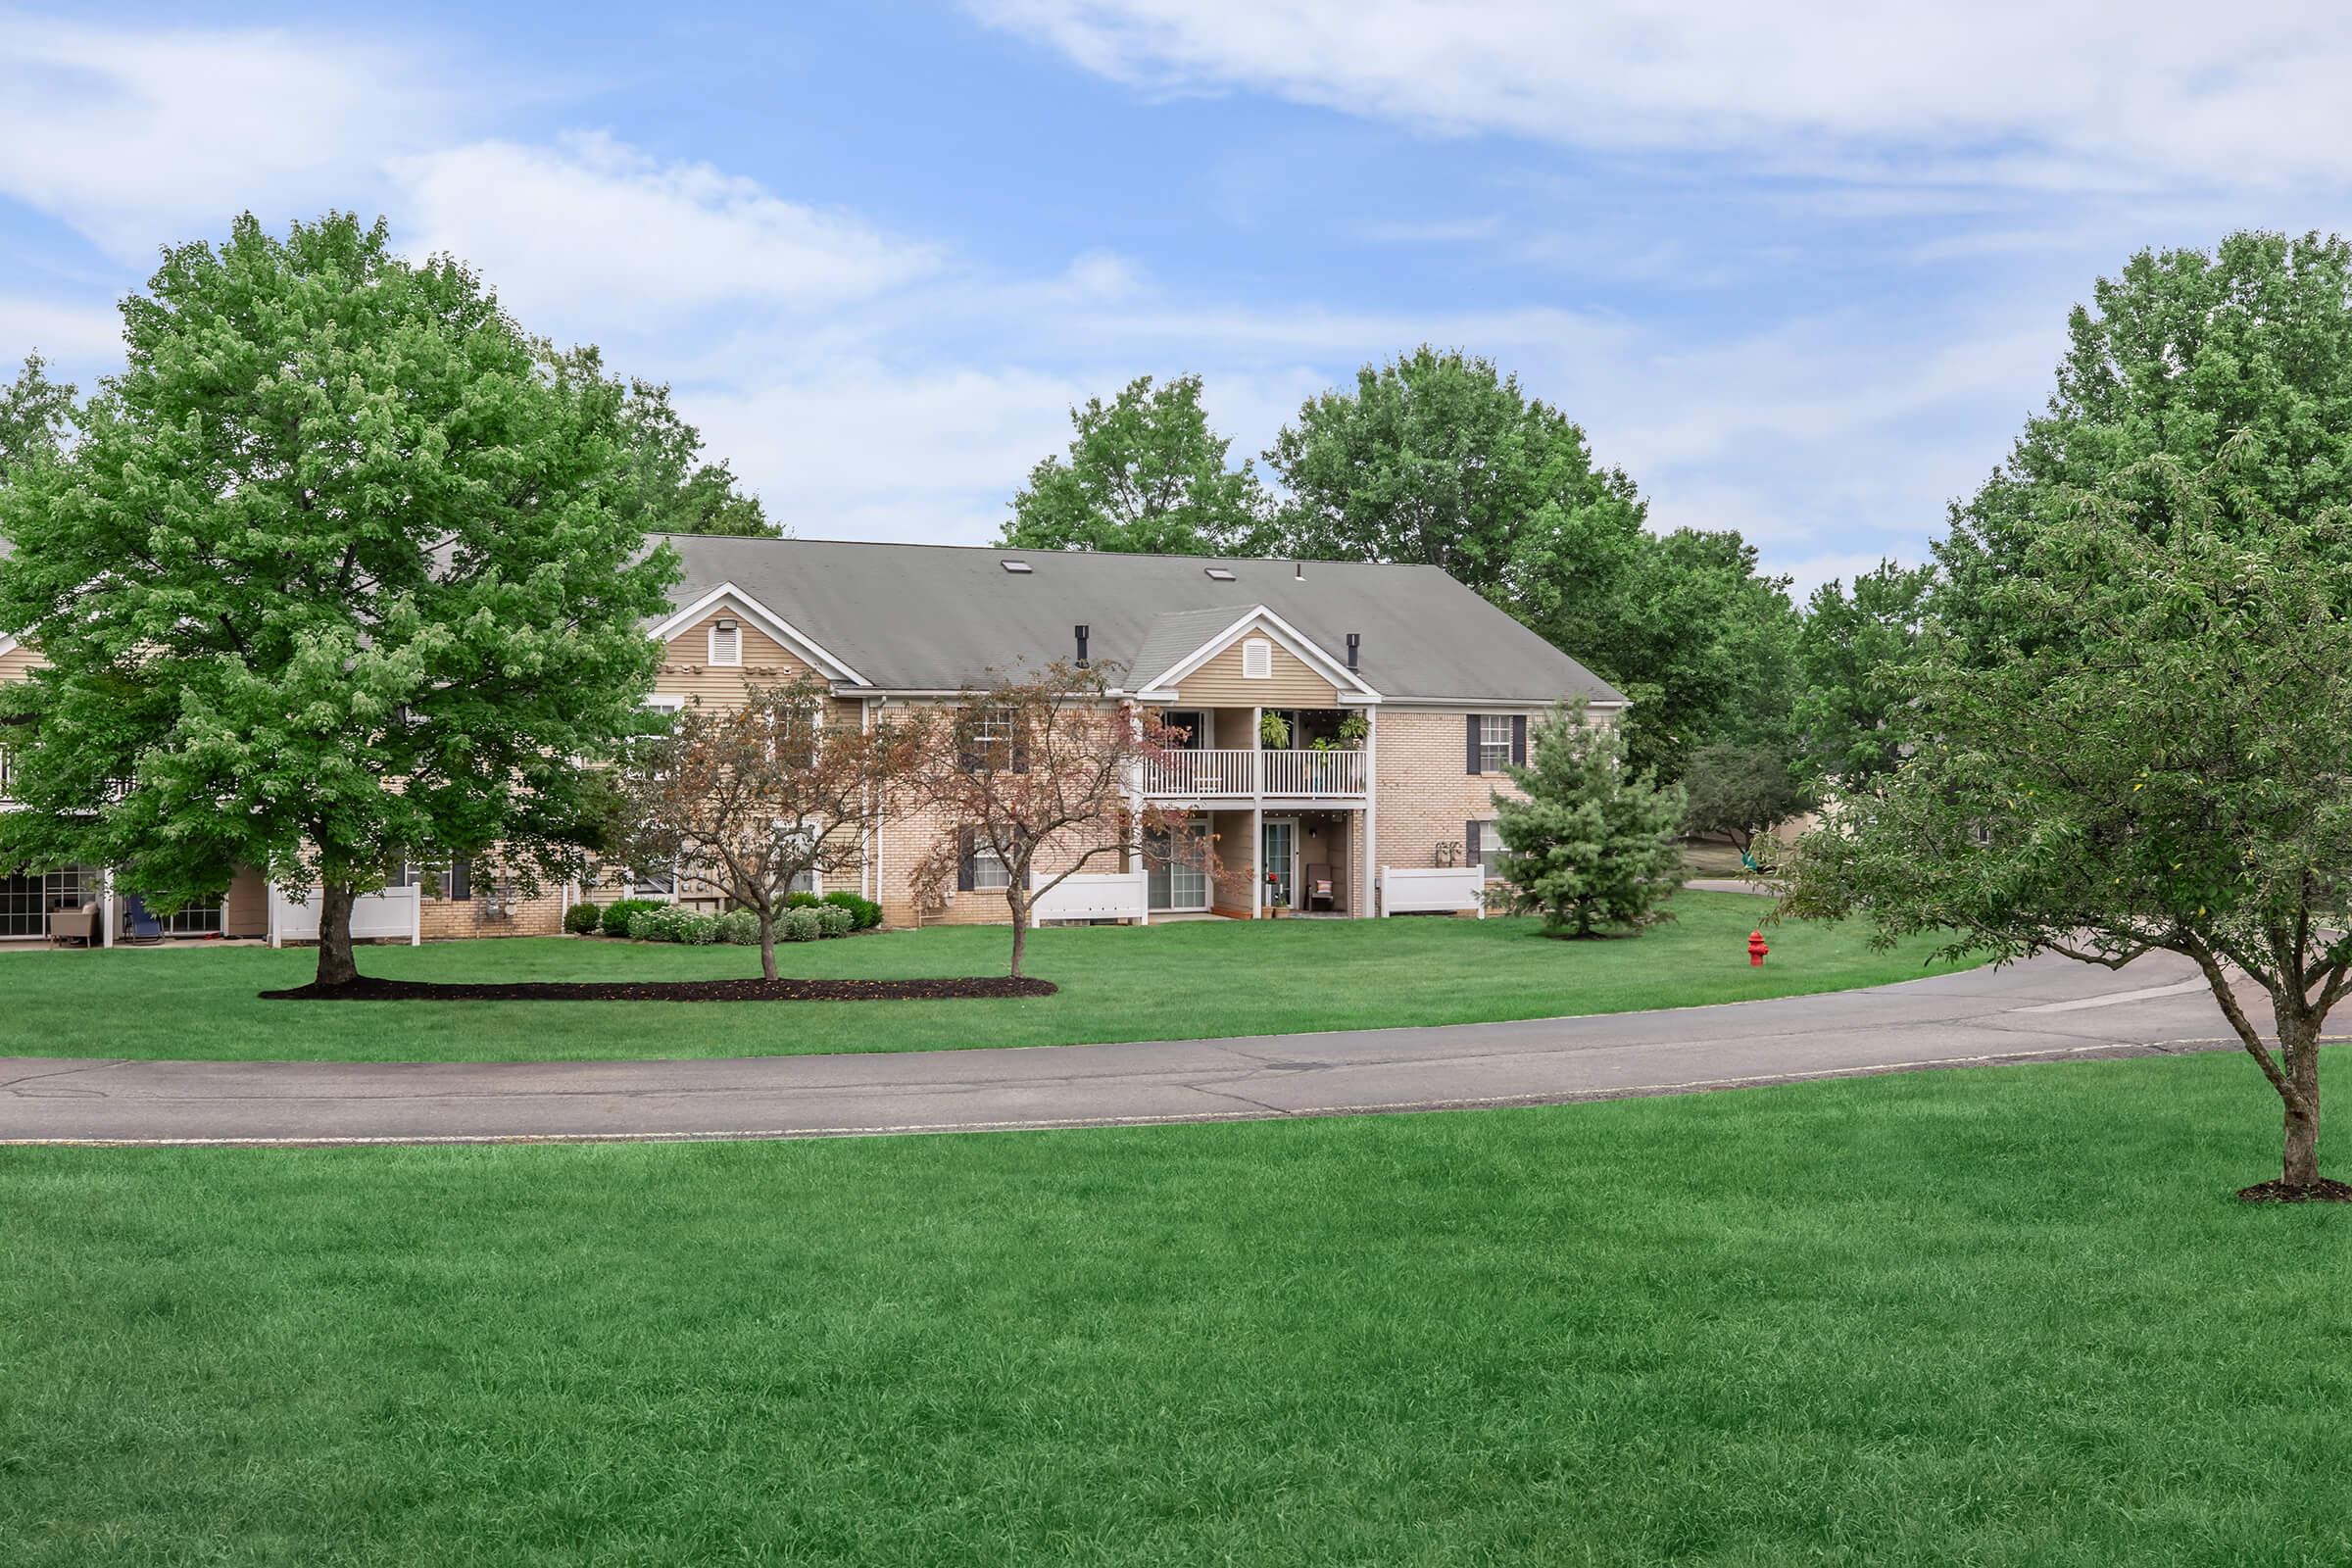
left=1134, top=606, right=1382, bottom=703
left=648, top=583, right=870, bottom=687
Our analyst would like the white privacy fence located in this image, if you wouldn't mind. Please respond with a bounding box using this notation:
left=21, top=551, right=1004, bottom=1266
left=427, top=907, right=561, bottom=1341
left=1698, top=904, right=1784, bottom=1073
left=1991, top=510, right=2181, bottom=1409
left=1028, top=868, right=1151, bottom=925
left=1377, top=865, right=1487, bottom=917
left=267, top=883, right=421, bottom=947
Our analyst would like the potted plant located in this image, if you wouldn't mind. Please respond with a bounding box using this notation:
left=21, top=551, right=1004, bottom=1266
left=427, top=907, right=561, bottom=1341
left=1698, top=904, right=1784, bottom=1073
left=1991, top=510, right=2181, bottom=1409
left=1258, top=710, right=1292, bottom=748
left=1338, top=710, right=1370, bottom=748
left=1264, top=869, right=1287, bottom=917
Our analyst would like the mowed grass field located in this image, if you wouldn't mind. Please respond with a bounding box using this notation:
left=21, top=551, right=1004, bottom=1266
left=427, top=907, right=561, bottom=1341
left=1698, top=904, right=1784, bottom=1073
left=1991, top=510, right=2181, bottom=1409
left=5, top=1046, right=2348, bottom=1565
left=0, top=892, right=1966, bottom=1062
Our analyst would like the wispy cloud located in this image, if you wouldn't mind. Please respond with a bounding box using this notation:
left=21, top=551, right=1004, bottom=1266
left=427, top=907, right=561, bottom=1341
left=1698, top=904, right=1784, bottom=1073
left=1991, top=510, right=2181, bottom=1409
left=968, top=0, right=2352, bottom=193
left=0, top=13, right=462, bottom=257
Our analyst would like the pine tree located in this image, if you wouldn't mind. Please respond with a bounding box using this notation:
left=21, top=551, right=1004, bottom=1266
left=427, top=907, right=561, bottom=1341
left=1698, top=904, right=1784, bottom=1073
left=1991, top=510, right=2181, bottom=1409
left=1492, top=700, right=1687, bottom=937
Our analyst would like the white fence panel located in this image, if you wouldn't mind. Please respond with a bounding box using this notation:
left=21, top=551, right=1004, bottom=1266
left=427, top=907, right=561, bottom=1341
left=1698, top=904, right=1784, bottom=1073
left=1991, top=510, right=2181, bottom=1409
left=1028, top=868, right=1151, bottom=925
left=1378, top=865, right=1487, bottom=917
left=269, top=883, right=421, bottom=947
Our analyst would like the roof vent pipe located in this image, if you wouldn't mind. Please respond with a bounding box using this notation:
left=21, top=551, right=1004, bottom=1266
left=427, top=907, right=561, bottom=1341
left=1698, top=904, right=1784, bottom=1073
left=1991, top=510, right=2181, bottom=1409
left=1074, top=624, right=1090, bottom=668
left=1295, top=561, right=1303, bottom=579
left=1346, top=632, right=1360, bottom=670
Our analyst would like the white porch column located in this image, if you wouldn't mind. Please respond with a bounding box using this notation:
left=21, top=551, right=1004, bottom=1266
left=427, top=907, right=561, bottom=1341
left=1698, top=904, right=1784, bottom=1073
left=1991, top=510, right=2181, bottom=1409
left=100, top=867, right=116, bottom=948
left=1250, top=805, right=1263, bottom=919
left=1361, top=707, right=1378, bottom=918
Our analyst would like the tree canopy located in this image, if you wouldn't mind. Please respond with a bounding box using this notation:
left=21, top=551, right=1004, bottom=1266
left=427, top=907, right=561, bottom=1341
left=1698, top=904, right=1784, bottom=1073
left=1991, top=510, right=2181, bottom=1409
left=0, top=212, right=678, bottom=985
left=1000, top=373, right=1267, bottom=556
left=612, top=377, right=779, bottom=538
left=1788, top=454, right=2352, bottom=1197
left=0, top=352, right=76, bottom=485
left=1793, top=559, right=1933, bottom=792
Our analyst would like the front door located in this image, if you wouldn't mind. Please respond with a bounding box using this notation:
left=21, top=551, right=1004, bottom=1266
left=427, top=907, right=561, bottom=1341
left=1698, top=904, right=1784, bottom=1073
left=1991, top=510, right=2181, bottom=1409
left=1261, top=817, right=1297, bottom=911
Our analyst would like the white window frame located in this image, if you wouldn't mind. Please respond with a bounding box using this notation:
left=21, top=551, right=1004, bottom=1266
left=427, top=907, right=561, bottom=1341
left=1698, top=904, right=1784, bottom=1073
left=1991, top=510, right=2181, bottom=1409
left=1479, top=713, right=1512, bottom=773
left=1242, top=637, right=1272, bottom=679
left=970, top=842, right=1010, bottom=891
left=1473, top=820, right=1506, bottom=880
left=708, top=617, right=743, bottom=667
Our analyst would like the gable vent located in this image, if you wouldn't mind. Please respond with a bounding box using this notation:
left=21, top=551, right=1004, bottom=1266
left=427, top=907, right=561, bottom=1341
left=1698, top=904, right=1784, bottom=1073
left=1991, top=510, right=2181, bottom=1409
left=1204, top=566, right=1236, bottom=581
left=709, top=617, right=742, bottom=666
left=1001, top=560, right=1033, bottom=574
left=1242, top=638, right=1272, bottom=679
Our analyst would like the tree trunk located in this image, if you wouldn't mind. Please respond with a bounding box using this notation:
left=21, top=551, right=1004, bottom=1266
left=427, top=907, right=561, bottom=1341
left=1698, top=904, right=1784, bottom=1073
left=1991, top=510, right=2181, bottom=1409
left=2280, top=1011, right=2323, bottom=1187
left=315, top=880, right=360, bottom=989
left=759, top=913, right=779, bottom=983
left=1007, top=892, right=1029, bottom=979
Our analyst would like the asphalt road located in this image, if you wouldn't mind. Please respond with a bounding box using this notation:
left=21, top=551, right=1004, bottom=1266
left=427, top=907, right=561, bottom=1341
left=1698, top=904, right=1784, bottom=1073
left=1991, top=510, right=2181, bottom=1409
left=0, top=950, right=2266, bottom=1148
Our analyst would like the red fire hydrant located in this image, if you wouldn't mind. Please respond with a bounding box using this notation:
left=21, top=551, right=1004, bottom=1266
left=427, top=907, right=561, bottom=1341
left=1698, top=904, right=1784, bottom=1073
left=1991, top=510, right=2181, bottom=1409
left=1748, top=930, right=1769, bottom=967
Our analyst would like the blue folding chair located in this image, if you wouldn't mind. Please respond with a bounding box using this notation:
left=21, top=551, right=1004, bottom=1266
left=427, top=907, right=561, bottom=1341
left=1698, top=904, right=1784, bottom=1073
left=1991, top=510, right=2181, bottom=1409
left=121, top=893, right=165, bottom=945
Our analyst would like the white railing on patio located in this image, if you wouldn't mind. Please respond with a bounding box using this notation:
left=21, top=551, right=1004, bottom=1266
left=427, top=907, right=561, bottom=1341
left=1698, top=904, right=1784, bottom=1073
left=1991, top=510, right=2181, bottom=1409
left=1141, top=747, right=1257, bottom=797
left=1140, top=747, right=1367, bottom=798
left=1261, top=747, right=1366, bottom=798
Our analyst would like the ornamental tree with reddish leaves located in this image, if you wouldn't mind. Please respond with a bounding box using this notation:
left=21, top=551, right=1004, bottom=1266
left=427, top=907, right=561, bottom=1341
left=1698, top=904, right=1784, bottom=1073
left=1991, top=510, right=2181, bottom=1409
left=607, top=676, right=910, bottom=981
left=898, top=662, right=1223, bottom=978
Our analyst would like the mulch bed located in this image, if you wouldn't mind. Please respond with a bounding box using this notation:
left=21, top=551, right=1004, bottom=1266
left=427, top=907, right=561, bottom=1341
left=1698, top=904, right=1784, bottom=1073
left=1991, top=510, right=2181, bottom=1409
left=262, top=975, right=1057, bottom=1004
left=2235, top=1177, right=2352, bottom=1203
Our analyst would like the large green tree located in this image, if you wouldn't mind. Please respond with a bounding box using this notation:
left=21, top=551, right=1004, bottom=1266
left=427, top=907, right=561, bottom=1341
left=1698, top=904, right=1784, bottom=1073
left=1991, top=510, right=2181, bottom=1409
left=613, top=377, right=779, bottom=537
left=1788, top=458, right=2352, bottom=1199
left=1939, top=230, right=2352, bottom=649
left=1000, top=373, right=1267, bottom=555
left=0, top=352, right=76, bottom=484
left=1261, top=347, right=1795, bottom=778
left=0, top=212, right=677, bottom=986
left=1793, top=559, right=1934, bottom=792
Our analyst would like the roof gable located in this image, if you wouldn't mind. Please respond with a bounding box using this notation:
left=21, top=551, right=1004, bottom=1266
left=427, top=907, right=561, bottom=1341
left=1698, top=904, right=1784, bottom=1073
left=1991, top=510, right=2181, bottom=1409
left=1134, top=606, right=1379, bottom=702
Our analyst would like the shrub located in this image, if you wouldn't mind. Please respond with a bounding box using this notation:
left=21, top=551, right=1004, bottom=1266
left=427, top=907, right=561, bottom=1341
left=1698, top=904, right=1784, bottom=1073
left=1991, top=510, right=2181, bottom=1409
left=626, top=906, right=720, bottom=945
left=785, top=890, right=822, bottom=909
left=816, top=905, right=854, bottom=938
left=601, top=898, right=663, bottom=939
left=715, top=909, right=760, bottom=946
left=564, top=901, right=602, bottom=936
left=781, top=906, right=822, bottom=942
left=821, top=890, right=882, bottom=930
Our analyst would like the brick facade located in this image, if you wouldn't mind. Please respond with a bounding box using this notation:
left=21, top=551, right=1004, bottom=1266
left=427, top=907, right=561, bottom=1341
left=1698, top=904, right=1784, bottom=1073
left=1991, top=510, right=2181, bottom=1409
left=1371, top=708, right=1532, bottom=904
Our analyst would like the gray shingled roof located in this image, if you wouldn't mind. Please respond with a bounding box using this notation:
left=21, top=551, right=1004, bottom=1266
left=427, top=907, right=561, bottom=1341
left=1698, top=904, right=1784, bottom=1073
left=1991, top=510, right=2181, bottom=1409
left=657, top=536, right=1624, bottom=705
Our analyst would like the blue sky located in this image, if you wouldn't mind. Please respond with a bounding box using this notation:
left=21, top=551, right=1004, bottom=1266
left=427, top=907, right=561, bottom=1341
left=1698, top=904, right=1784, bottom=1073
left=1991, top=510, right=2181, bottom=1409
left=6, top=3, right=2348, bottom=592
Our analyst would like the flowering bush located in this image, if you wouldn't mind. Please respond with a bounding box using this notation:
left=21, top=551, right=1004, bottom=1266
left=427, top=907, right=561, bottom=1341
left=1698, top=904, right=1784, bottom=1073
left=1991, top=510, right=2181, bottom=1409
left=816, top=905, right=854, bottom=937
left=781, top=906, right=823, bottom=942
left=714, top=909, right=761, bottom=946
left=627, top=906, right=720, bottom=945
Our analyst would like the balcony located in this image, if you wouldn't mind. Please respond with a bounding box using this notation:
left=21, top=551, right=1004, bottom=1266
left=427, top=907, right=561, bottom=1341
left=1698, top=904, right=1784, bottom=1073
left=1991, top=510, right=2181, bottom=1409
left=1140, top=746, right=1366, bottom=801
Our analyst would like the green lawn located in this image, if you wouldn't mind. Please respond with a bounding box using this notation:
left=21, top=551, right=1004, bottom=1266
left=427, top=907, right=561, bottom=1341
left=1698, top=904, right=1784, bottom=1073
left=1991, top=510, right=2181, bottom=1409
left=0, top=893, right=1964, bottom=1062
left=5, top=1048, right=2346, bottom=1565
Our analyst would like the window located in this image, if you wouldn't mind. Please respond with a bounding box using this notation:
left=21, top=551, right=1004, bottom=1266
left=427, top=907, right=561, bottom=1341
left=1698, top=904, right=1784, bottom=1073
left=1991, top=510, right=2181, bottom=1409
left=965, top=708, right=1015, bottom=770
left=970, top=844, right=1009, bottom=891
left=1242, top=638, right=1272, bottom=679
left=1468, top=820, right=1506, bottom=879
left=708, top=618, right=742, bottom=666
left=1478, top=714, right=1512, bottom=773
left=1162, top=710, right=1207, bottom=750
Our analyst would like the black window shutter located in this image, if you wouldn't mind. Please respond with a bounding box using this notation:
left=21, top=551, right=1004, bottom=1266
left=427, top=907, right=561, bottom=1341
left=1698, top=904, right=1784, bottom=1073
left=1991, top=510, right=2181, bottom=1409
left=1465, top=820, right=1481, bottom=863
left=451, top=858, right=471, bottom=902
left=1511, top=715, right=1528, bottom=766
left=1011, top=736, right=1030, bottom=774
left=956, top=828, right=976, bottom=892
left=1465, top=713, right=1482, bottom=773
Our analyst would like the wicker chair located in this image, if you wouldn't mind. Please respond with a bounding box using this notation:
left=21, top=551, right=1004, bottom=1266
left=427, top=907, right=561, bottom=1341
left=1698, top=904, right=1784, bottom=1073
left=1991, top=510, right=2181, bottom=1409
left=47, top=901, right=100, bottom=948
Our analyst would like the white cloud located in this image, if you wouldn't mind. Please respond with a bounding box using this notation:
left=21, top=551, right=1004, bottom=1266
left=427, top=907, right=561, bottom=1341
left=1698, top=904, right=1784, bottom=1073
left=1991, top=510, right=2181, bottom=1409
left=0, top=14, right=457, bottom=257
left=387, top=132, right=942, bottom=331
left=0, top=296, right=122, bottom=364
left=969, top=0, right=2352, bottom=192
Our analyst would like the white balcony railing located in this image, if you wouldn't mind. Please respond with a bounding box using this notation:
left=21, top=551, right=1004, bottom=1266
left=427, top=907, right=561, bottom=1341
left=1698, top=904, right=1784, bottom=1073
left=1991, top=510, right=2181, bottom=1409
left=1139, top=747, right=1366, bottom=799
left=1262, top=747, right=1366, bottom=797
left=1141, top=747, right=1256, bottom=797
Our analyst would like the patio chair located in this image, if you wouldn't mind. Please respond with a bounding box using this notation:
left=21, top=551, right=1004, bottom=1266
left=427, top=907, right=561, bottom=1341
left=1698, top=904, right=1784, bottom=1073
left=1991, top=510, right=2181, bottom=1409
left=1304, top=862, right=1336, bottom=912
left=46, top=900, right=99, bottom=948
left=120, top=894, right=165, bottom=946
